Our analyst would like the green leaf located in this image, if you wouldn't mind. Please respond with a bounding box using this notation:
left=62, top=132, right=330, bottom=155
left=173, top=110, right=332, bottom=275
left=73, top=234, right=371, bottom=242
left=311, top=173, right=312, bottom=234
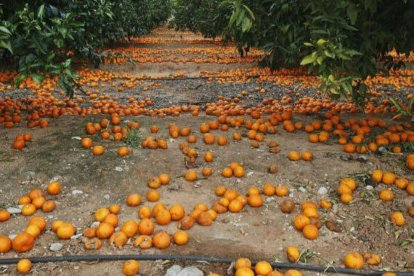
left=15, top=74, right=28, bottom=86
left=30, top=73, right=45, bottom=84
left=300, top=54, right=317, bottom=65
left=316, top=39, right=327, bottom=47
left=304, top=42, right=313, bottom=47
left=347, top=4, right=358, bottom=25
left=37, top=5, right=45, bottom=19
left=0, top=26, right=11, bottom=35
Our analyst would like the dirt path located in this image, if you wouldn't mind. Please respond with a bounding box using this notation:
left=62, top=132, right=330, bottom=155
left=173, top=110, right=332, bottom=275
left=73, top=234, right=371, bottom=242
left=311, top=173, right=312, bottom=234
left=0, top=27, right=413, bottom=276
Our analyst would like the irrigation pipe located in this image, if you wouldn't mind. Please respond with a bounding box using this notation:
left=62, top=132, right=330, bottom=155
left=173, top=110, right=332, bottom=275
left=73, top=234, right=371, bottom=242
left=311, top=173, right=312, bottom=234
left=0, top=254, right=412, bottom=275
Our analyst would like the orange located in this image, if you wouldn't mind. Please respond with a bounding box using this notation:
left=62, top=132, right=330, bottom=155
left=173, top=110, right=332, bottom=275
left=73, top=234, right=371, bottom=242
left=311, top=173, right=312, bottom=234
left=121, top=220, right=138, bottom=237
left=173, top=230, right=189, bottom=245
left=169, top=204, right=185, bottom=221
left=126, top=194, right=142, bottom=206
left=382, top=172, right=396, bottom=185
left=138, top=206, right=151, bottom=219
left=109, top=231, right=128, bottom=248
left=185, top=170, right=198, bottom=181
left=155, top=209, right=172, bottom=225
left=16, top=259, right=32, bottom=274
left=379, top=189, right=394, bottom=202
left=0, top=210, right=11, bottom=222
left=233, top=166, right=245, bottom=177
left=109, top=204, right=121, bottom=214
left=42, top=200, right=56, bottom=212
left=146, top=189, right=160, bottom=202
left=153, top=231, right=170, bottom=249
left=32, top=196, right=46, bottom=209
left=215, top=185, right=227, bottom=196
left=222, top=167, right=233, bottom=178
left=302, top=224, right=319, bottom=240
left=138, top=218, right=154, bottom=235
left=51, top=220, right=64, bottom=232
left=263, top=183, right=276, bottom=196
left=228, top=199, right=243, bottom=213
left=57, top=223, right=76, bottom=240
left=340, top=178, right=356, bottom=191
left=133, top=235, right=152, bottom=249
left=288, top=151, right=300, bottom=161
left=275, top=185, right=289, bottom=197
left=95, top=208, right=110, bottom=222
left=294, top=215, right=310, bottom=231
left=159, top=174, right=170, bottom=185
left=12, top=232, right=35, bottom=252
left=117, top=147, right=129, bottom=157
left=287, top=246, right=300, bottom=262
left=29, top=189, right=43, bottom=200
left=122, top=260, right=140, bottom=276
left=103, top=214, right=119, bottom=227
left=235, top=268, right=254, bottom=276
left=47, top=181, right=61, bottom=195
left=344, top=252, right=364, bottom=269
left=235, top=258, right=252, bottom=269
left=254, top=261, right=272, bottom=275
left=0, top=235, right=12, bottom=253
left=91, top=145, right=105, bottom=155
left=371, top=170, right=383, bottom=182
left=390, top=211, right=405, bottom=226
left=81, top=137, right=93, bottom=149
left=247, top=194, right=263, bottom=207
left=25, top=224, right=42, bottom=239
left=21, top=204, right=36, bottom=216
left=340, top=193, right=353, bottom=204
left=96, top=222, right=114, bottom=239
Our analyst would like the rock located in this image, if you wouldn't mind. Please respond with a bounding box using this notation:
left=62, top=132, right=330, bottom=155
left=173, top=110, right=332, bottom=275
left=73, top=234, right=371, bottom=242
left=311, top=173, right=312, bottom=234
left=7, top=207, right=22, bottom=214
left=72, top=190, right=83, bottom=195
left=247, top=171, right=254, bottom=177
left=8, top=234, right=17, bottom=240
left=115, top=166, right=123, bottom=172
left=366, top=185, right=374, bottom=190
left=299, top=187, right=307, bottom=193
left=165, top=265, right=183, bottom=276
left=71, top=136, right=82, bottom=140
left=317, top=187, right=328, bottom=195
left=177, top=267, right=203, bottom=276
left=104, top=194, right=110, bottom=200
left=50, top=243, right=63, bottom=252
left=71, top=233, right=83, bottom=240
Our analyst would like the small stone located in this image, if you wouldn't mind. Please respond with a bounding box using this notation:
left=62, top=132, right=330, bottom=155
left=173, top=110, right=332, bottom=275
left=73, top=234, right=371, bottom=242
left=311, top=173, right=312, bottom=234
left=247, top=171, right=254, bottom=177
left=71, top=136, right=82, bottom=140
left=91, top=221, right=100, bottom=228
left=104, top=194, right=110, bottom=200
left=8, top=234, right=17, bottom=240
left=7, top=207, right=22, bottom=214
left=366, top=185, right=374, bottom=190
left=115, top=166, right=123, bottom=172
left=177, top=266, right=203, bottom=276
left=71, top=233, right=83, bottom=240
left=299, top=187, right=307, bottom=193
left=50, top=243, right=63, bottom=252
left=318, top=187, right=328, bottom=195
left=165, top=265, right=183, bottom=276
left=72, top=190, right=83, bottom=195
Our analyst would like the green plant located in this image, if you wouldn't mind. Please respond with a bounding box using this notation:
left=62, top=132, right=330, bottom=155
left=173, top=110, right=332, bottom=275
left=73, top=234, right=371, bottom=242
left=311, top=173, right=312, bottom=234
left=390, top=95, right=414, bottom=121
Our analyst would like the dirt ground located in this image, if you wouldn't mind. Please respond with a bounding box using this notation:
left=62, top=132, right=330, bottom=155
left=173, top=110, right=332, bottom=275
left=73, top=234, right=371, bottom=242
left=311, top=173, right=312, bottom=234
left=0, top=28, right=413, bottom=276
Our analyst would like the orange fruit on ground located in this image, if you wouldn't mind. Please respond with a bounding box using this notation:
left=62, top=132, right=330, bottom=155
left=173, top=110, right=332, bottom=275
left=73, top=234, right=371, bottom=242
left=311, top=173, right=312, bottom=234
left=344, top=252, right=364, bottom=269
left=0, top=235, right=12, bottom=253
left=173, top=230, right=189, bottom=245
left=247, top=194, right=263, bottom=207
left=155, top=209, right=172, bottom=225
left=287, top=246, right=300, bottom=262
left=21, top=204, right=36, bottom=216
left=233, top=166, right=245, bottom=177
left=146, top=189, right=160, bottom=202
left=178, top=216, right=195, bottom=230
left=185, top=170, right=198, bottom=181
left=47, top=181, right=61, bottom=195
left=340, top=178, right=356, bottom=191
left=138, top=218, right=154, bottom=235
left=151, top=203, right=166, bottom=217
left=228, top=199, right=243, bottom=213
left=18, top=196, right=31, bottom=205
left=379, top=189, right=394, bottom=202
left=12, top=232, right=35, bottom=252
left=96, top=222, right=114, bottom=239
left=138, top=206, right=151, bottom=219
left=407, top=183, right=414, bottom=195
left=222, top=167, right=233, bottom=178
left=147, top=177, right=161, bottom=189
left=382, top=172, right=396, bottom=185
left=57, top=223, right=76, bottom=240
left=95, top=208, right=110, bottom=222
left=109, top=231, right=128, bottom=249
left=247, top=186, right=260, bottom=196
left=201, top=167, right=213, bottom=177
left=303, top=207, right=319, bottom=218
left=395, top=178, right=409, bottom=190
left=275, top=185, right=289, bottom=197
left=319, top=199, right=332, bottom=209
left=16, top=259, right=32, bottom=274
left=122, top=260, right=140, bottom=276
left=0, top=210, right=11, bottom=222
left=29, top=189, right=43, bottom=201
left=371, top=170, right=383, bottom=182
left=235, top=258, right=252, bottom=269
left=83, top=228, right=96, bottom=238
left=288, top=151, right=301, bottom=161
left=25, top=224, right=41, bottom=239
left=169, top=204, right=185, bottom=221
left=207, top=209, right=217, bottom=221
left=301, top=151, right=313, bottom=161
left=81, top=137, right=93, bottom=149
left=302, top=224, right=319, bottom=240
left=159, top=174, right=170, bottom=185
left=364, top=253, right=381, bottom=265
left=117, top=147, right=129, bottom=157
left=91, top=145, right=105, bottom=155
left=153, top=231, right=171, bottom=249
left=255, top=261, right=273, bottom=275
left=121, top=220, right=138, bottom=237
left=197, top=211, right=213, bottom=226
left=337, top=184, right=352, bottom=195
left=51, top=220, right=64, bottom=232
left=133, top=235, right=152, bottom=249
left=109, top=204, right=121, bottom=214
left=390, top=211, right=405, bottom=226
left=285, top=270, right=302, bottom=276
left=103, top=214, right=119, bottom=227
left=263, top=183, right=276, bottom=196
left=217, top=136, right=228, bottom=146
left=126, top=194, right=142, bottom=206
left=340, top=193, right=353, bottom=203
left=32, top=196, right=46, bottom=209
left=224, top=189, right=238, bottom=201
left=294, top=215, right=311, bottom=231
left=215, top=185, right=227, bottom=196
left=204, top=151, right=214, bottom=162
left=301, top=201, right=318, bottom=210
left=42, top=200, right=56, bottom=212
left=84, top=237, right=102, bottom=250
left=235, top=268, right=254, bottom=276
